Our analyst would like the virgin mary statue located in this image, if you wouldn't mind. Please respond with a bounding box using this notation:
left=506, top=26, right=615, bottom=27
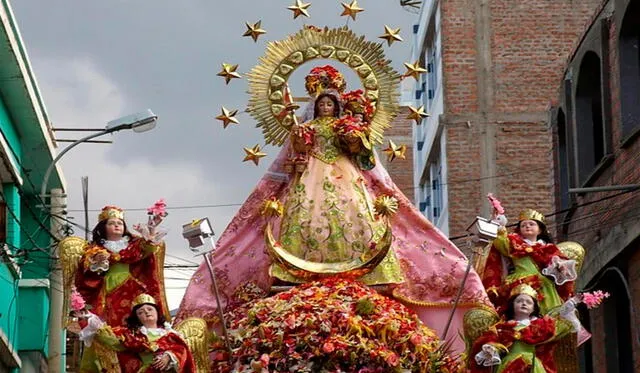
left=175, top=27, right=490, bottom=354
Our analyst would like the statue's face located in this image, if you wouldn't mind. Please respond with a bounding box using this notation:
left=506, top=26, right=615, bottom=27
left=513, top=294, right=535, bottom=319
left=105, top=218, right=124, bottom=240
left=519, top=220, right=540, bottom=239
left=136, top=304, right=158, bottom=327
left=317, top=96, right=336, bottom=117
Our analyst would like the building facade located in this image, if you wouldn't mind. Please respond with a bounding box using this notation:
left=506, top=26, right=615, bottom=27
left=552, top=0, right=640, bottom=371
left=0, top=1, right=65, bottom=372
left=405, top=0, right=604, bottom=241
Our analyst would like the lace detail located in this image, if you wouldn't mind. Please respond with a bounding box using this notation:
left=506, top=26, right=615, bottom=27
left=103, top=237, right=130, bottom=253
left=475, top=344, right=501, bottom=367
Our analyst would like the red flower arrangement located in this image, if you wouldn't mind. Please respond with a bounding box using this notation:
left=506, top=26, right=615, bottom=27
left=305, top=65, right=347, bottom=96
left=211, top=278, right=462, bottom=373
left=333, top=115, right=371, bottom=154
left=341, top=89, right=375, bottom=121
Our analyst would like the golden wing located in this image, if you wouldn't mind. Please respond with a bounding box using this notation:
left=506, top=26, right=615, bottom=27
left=462, top=307, right=500, bottom=355
left=153, top=241, right=171, bottom=322
left=174, top=317, right=209, bottom=373
left=556, top=241, right=586, bottom=273
left=58, top=236, right=87, bottom=327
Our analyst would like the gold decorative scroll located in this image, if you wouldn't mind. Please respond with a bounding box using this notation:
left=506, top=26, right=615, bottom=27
left=264, top=220, right=393, bottom=279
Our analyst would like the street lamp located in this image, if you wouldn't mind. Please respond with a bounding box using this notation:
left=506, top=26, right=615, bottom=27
left=40, top=109, right=157, bottom=200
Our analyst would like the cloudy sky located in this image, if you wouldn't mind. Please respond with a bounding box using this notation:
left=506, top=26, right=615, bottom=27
left=12, top=0, right=419, bottom=309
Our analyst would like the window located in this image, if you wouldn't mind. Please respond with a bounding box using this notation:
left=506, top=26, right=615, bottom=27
left=556, top=110, right=570, bottom=210
left=618, top=1, right=640, bottom=142
left=575, top=52, right=605, bottom=185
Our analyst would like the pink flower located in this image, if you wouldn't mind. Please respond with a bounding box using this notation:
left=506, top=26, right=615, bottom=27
left=259, top=353, right=269, bottom=366
left=322, top=341, right=335, bottom=353
left=487, top=193, right=504, bottom=215
left=385, top=352, right=399, bottom=367
left=70, top=287, right=86, bottom=311
left=582, top=290, right=610, bottom=309
left=409, top=333, right=423, bottom=346
left=147, top=199, right=167, bottom=216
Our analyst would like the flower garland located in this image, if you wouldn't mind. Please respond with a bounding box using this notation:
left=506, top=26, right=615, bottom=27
left=305, top=65, right=347, bottom=96
left=211, top=278, right=462, bottom=373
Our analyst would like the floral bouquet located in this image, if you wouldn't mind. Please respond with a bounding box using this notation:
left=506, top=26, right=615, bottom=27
left=291, top=123, right=316, bottom=153
left=134, top=199, right=168, bottom=244
left=304, top=65, right=347, bottom=96
left=342, top=89, right=375, bottom=122
left=334, top=115, right=371, bottom=155
left=212, top=278, right=462, bottom=373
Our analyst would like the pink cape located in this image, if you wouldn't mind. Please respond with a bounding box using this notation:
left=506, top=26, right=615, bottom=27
left=175, top=142, right=490, bottom=353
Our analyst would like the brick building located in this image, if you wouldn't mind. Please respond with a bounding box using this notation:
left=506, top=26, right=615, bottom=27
left=551, top=0, right=640, bottom=372
left=405, top=0, right=604, bottom=242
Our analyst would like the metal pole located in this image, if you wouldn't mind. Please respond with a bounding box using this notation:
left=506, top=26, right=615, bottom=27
left=199, top=249, right=233, bottom=360
left=442, top=236, right=476, bottom=341
left=569, top=184, right=640, bottom=194
left=48, top=188, right=66, bottom=372
left=82, top=177, right=89, bottom=240
left=40, top=129, right=110, bottom=200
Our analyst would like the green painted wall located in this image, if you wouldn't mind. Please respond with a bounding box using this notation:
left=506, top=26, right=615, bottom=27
left=17, top=285, right=49, bottom=352
left=0, top=263, right=18, bottom=346
left=19, top=197, right=52, bottom=279
left=2, top=184, right=20, bottom=251
left=0, top=97, right=22, bottom=164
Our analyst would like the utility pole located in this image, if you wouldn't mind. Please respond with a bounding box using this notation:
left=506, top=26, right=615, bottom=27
left=48, top=188, right=66, bottom=372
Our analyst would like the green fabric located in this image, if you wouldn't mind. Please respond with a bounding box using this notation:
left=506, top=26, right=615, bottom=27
left=105, top=263, right=130, bottom=293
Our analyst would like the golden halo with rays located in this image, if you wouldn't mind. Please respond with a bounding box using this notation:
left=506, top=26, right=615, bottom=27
left=246, top=26, right=401, bottom=146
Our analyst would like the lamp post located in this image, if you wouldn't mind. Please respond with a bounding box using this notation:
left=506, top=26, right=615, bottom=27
left=43, top=109, right=157, bottom=373
left=40, top=109, right=158, bottom=200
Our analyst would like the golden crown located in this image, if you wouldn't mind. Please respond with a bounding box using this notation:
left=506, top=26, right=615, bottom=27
left=98, top=206, right=125, bottom=222
left=518, top=209, right=545, bottom=224
left=132, top=294, right=156, bottom=308
left=510, top=283, right=538, bottom=299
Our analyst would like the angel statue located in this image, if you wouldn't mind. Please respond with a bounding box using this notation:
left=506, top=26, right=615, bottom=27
left=67, top=293, right=199, bottom=372
left=60, top=203, right=210, bottom=372
left=175, top=26, right=491, bottom=361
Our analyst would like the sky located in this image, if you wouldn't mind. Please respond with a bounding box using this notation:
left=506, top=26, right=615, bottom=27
left=11, top=0, right=420, bottom=309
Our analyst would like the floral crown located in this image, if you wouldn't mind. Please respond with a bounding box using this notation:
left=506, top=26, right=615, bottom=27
left=341, top=89, right=375, bottom=121
left=305, top=65, right=347, bottom=97
left=98, top=205, right=125, bottom=222
left=518, top=209, right=545, bottom=224
left=132, top=293, right=156, bottom=308
left=510, top=283, right=538, bottom=299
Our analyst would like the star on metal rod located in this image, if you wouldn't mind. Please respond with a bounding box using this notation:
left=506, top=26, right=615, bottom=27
left=217, top=63, right=241, bottom=84
left=340, top=0, right=364, bottom=21
left=406, top=105, right=429, bottom=125
left=215, top=107, right=239, bottom=128
left=242, top=21, right=266, bottom=42
left=382, top=140, right=407, bottom=162
left=379, top=25, right=403, bottom=46
left=287, top=0, right=311, bottom=19
left=243, top=144, right=267, bottom=166
left=403, top=61, right=428, bottom=80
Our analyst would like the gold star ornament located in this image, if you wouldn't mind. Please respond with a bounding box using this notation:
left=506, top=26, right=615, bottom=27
left=374, top=195, right=399, bottom=219
left=406, top=105, right=429, bottom=125
left=217, top=63, right=241, bottom=84
left=403, top=61, right=427, bottom=80
left=215, top=107, right=239, bottom=128
left=288, top=0, right=311, bottom=19
left=243, top=144, right=267, bottom=165
left=382, top=140, right=407, bottom=162
left=340, top=0, right=364, bottom=21
left=379, top=25, right=402, bottom=46
left=243, top=21, right=266, bottom=42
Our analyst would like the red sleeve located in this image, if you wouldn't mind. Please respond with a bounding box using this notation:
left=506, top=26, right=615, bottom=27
left=482, top=246, right=504, bottom=304
left=157, top=333, right=196, bottom=372
left=113, top=239, right=147, bottom=264
left=112, top=327, right=151, bottom=353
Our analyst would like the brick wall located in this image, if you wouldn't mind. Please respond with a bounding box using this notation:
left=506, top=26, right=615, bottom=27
left=380, top=107, right=415, bottom=202
left=560, top=1, right=640, bottom=371
left=440, top=0, right=604, bottom=238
